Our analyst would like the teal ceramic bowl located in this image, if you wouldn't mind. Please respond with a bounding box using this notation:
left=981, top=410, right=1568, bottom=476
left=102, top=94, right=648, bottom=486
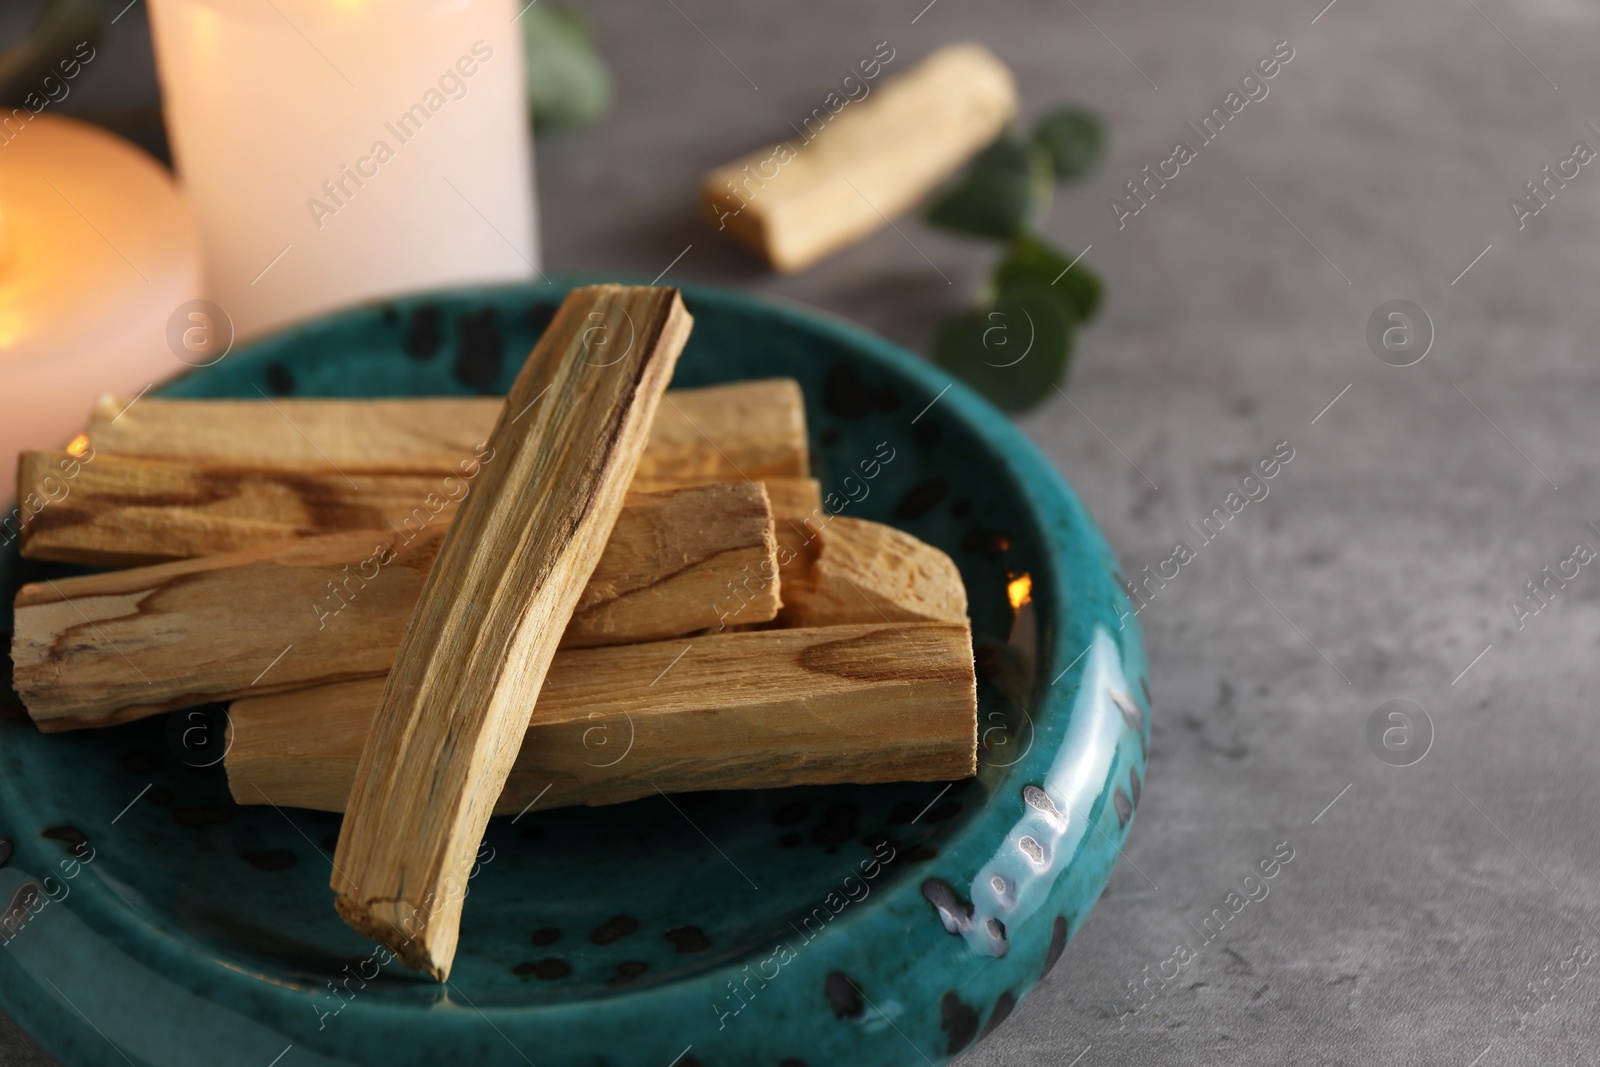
left=0, top=280, right=1148, bottom=1067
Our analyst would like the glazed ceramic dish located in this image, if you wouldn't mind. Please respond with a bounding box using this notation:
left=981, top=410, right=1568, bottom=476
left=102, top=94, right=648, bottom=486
left=0, top=281, right=1148, bottom=1066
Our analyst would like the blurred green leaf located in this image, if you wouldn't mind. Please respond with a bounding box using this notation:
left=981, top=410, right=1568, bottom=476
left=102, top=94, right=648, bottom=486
left=933, top=279, right=1072, bottom=412
left=1032, top=107, right=1104, bottom=182
left=991, top=232, right=1103, bottom=323
left=521, top=4, right=612, bottom=130
left=924, top=133, right=1052, bottom=240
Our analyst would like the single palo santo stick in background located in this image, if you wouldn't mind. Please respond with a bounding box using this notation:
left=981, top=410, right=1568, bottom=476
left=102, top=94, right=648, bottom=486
left=701, top=43, right=1017, bottom=273
left=86, top=378, right=808, bottom=481
left=16, top=447, right=812, bottom=567
left=12, top=480, right=773, bottom=731
left=333, top=284, right=691, bottom=980
left=228, top=623, right=977, bottom=814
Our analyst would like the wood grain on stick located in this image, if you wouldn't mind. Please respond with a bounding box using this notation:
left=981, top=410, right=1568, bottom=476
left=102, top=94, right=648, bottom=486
left=227, top=623, right=978, bottom=814
left=15, top=448, right=805, bottom=568
left=331, top=284, right=691, bottom=980
left=701, top=43, right=1017, bottom=272
left=10, top=481, right=777, bottom=731
left=85, top=379, right=807, bottom=481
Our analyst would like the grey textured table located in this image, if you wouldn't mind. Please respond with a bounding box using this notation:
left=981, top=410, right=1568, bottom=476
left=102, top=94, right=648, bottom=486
left=8, top=0, right=1600, bottom=1063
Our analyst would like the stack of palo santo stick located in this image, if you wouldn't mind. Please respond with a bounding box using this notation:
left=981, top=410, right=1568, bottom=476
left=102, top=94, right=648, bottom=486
left=8, top=285, right=977, bottom=979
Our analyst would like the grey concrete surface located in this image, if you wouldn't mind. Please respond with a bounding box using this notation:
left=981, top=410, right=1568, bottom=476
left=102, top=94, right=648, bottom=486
left=9, top=0, right=1600, bottom=1063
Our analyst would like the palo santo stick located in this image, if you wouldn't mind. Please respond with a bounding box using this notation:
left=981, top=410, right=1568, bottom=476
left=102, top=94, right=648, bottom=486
left=701, top=43, right=1017, bottom=273
left=16, top=447, right=810, bottom=567
left=12, top=481, right=773, bottom=732
left=228, top=623, right=977, bottom=814
left=333, top=284, right=691, bottom=980
left=775, top=515, right=967, bottom=627
left=85, top=379, right=808, bottom=480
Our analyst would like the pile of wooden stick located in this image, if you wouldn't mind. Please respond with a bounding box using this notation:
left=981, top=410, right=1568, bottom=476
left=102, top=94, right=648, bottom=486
left=9, top=285, right=977, bottom=979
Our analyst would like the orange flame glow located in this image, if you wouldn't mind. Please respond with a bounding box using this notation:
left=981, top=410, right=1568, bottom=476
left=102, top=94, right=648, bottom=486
left=66, top=434, right=90, bottom=457
left=1007, top=573, right=1032, bottom=610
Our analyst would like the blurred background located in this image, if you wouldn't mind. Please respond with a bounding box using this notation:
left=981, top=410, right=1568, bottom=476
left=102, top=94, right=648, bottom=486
left=4, top=0, right=1600, bottom=1064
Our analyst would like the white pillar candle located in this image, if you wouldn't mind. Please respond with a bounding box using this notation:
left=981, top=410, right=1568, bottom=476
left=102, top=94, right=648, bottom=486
left=0, top=115, right=202, bottom=509
left=147, top=0, right=539, bottom=340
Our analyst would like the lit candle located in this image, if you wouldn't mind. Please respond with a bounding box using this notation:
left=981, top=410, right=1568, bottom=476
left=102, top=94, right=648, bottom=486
left=148, top=0, right=540, bottom=340
left=0, top=115, right=202, bottom=506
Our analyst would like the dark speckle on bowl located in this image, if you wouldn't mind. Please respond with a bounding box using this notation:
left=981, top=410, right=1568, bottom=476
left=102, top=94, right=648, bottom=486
left=453, top=307, right=504, bottom=392
left=913, top=418, right=942, bottom=449
left=147, top=788, right=174, bottom=807
left=1042, top=915, right=1069, bottom=979
left=980, top=990, right=1017, bottom=1039
left=590, top=915, right=640, bottom=945
left=810, top=802, right=859, bottom=847
left=524, top=302, right=556, bottom=337
left=922, top=879, right=974, bottom=935
left=940, top=991, right=980, bottom=1054
left=606, top=961, right=649, bottom=987
left=1114, top=787, right=1133, bottom=829
left=894, top=478, right=949, bottom=521
left=263, top=362, right=295, bottom=395
left=665, top=926, right=710, bottom=954
left=822, top=362, right=875, bottom=419
left=404, top=304, right=442, bottom=360
left=532, top=927, right=561, bottom=947
left=240, top=849, right=297, bottom=872
left=950, top=496, right=972, bottom=518
left=41, top=826, right=88, bottom=856
left=925, top=801, right=962, bottom=824
left=0, top=839, right=11, bottom=868
left=514, top=959, right=571, bottom=980
left=824, top=971, right=863, bottom=1019
left=818, top=427, right=841, bottom=447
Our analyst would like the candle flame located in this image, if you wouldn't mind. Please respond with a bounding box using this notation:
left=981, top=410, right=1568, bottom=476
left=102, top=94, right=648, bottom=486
left=1007, top=573, right=1032, bottom=610
left=66, top=434, right=90, bottom=457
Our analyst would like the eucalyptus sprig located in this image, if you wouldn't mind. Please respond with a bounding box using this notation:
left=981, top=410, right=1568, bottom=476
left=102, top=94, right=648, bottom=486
left=924, top=105, right=1105, bottom=412
left=520, top=3, right=612, bottom=130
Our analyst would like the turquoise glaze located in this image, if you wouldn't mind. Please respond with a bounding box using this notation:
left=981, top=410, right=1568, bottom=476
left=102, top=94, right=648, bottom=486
left=0, top=281, right=1148, bottom=1066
